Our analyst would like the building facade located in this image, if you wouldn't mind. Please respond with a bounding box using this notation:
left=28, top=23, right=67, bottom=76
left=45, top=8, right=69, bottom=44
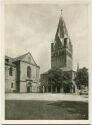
left=5, top=52, right=40, bottom=93
left=40, top=11, right=77, bottom=93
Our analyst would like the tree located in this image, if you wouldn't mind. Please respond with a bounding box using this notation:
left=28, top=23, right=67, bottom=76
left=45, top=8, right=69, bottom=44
left=74, top=67, right=88, bottom=89
left=40, top=68, right=73, bottom=93
left=47, top=68, right=63, bottom=87
left=62, top=71, right=72, bottom=93
left=47, top=68, right=73, bottom=93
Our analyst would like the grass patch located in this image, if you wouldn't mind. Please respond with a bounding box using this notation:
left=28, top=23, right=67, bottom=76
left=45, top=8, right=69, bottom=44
left=5, top=100, right=88, bottom=120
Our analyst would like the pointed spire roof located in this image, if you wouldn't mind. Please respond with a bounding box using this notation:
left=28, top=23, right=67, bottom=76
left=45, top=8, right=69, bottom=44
left=54, top=10, right=69, bottom=43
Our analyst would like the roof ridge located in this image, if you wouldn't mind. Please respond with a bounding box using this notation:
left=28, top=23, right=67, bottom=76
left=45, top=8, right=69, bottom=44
left=5, top=55, right=14, bottom=59
left=13, top=52, right=38, bottom=66
left=14, top=52, right=29, bottom=59
left=28, top=52, right=37, bottom=66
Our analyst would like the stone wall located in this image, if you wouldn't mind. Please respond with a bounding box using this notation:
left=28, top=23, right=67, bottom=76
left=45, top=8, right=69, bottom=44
left=5, top=65, right=16, bottom=92
left=20, top=61, right=40, bottom=92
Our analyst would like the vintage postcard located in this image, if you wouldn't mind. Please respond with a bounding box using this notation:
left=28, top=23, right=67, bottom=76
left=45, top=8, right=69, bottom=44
left=0, top=0, right=91, bottom=124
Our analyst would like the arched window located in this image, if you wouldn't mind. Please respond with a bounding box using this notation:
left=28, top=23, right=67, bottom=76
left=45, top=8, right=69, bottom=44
left=11, top=83, right=13, bottom=88
left=9, top=67, right=13, bottom=76
left=27, top=66, right=31, bottom=78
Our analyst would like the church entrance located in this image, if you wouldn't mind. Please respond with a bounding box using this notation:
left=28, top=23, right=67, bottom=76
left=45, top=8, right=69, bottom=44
left=27, top=86, right=30, bottom=93
left=27, top=81, right=32, bottom=93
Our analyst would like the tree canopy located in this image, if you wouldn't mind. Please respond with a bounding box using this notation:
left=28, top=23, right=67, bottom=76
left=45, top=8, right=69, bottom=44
left=74, top=67, right=88, bottom=88
left=47, top=68, right=63, bottom=86
left=41, top=68, right=72, bottom=87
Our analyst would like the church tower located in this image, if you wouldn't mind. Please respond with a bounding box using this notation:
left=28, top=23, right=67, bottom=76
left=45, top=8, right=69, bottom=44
left=51, top=10, right=73, bottom=71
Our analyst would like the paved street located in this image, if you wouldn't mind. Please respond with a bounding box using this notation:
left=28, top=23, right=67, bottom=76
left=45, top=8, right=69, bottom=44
left=5, top=93, right=88, bottom=102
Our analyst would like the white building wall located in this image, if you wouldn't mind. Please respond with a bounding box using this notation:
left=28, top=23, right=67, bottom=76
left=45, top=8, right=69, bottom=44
left=20, top=82, right=27, bottom=92
left=20, top=61, right=40, bottom=92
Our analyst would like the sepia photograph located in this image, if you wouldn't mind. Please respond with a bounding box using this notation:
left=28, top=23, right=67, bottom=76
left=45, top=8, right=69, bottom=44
left=2, top=124, right=91, bottom=125
left=1, top=124, right=92, bottom=125
left=4, top=2, right=88, bottom=120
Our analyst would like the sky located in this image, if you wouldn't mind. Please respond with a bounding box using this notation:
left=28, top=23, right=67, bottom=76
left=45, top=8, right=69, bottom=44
left=5, top=3, right=88, bottom=73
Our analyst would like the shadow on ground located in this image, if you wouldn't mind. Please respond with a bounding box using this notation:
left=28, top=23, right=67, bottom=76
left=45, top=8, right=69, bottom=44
left=5, top=100, right=88, bottom=120
left=47, top=101, right=88, bottom=119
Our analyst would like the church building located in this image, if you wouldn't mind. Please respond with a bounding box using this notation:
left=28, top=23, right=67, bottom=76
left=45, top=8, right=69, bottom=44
left=5, top=52, right=40, bottom=93
left=40, top=11, right=77, bottom=93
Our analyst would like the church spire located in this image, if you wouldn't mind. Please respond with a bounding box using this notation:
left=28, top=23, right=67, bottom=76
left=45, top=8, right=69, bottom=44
left=54, top=10, right=69, bottom=43
left=61, top=9, right=63, bottom=15
left=51, top=10, right=72, bottom=70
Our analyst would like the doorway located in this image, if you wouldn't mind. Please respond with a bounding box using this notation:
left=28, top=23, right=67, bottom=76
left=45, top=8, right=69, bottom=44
left=27, top=86, right=30, bottom=93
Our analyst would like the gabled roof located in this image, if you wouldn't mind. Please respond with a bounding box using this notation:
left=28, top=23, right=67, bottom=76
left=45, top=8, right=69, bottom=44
left=5, top=52, right=40, bottom=68
left=13, top=52, right=29, bottom=61
left=5, top=55, right=13, bottom=60
left=13, top=52, right=39, bottom=67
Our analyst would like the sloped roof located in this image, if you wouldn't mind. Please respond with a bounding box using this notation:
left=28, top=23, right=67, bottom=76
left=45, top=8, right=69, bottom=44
left=54, top=11, right=69, bottom=44
left=13, top=52, right=39, bottom=67
left=41, top=69, right=51, bottom=75
left=5, top=56, right=16, bottom=67
left=13, top=52, right=29, bottom=61
left=5, top=55, right=13, bottom=60
left=5, top=52, right=40, bottom=67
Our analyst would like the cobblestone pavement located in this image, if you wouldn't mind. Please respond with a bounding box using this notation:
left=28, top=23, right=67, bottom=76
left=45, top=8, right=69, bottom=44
left=5, top=93, right=88, bottom=102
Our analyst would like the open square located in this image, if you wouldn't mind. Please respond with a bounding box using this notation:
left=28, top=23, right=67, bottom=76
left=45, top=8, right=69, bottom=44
left=5, top=93, right=88, bottom=120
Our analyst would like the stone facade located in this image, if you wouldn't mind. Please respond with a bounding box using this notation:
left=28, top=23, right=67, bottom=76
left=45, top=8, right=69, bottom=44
left=5, top=52, right=40, bottom=93
left=5, top=56, right=16, bottom=92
